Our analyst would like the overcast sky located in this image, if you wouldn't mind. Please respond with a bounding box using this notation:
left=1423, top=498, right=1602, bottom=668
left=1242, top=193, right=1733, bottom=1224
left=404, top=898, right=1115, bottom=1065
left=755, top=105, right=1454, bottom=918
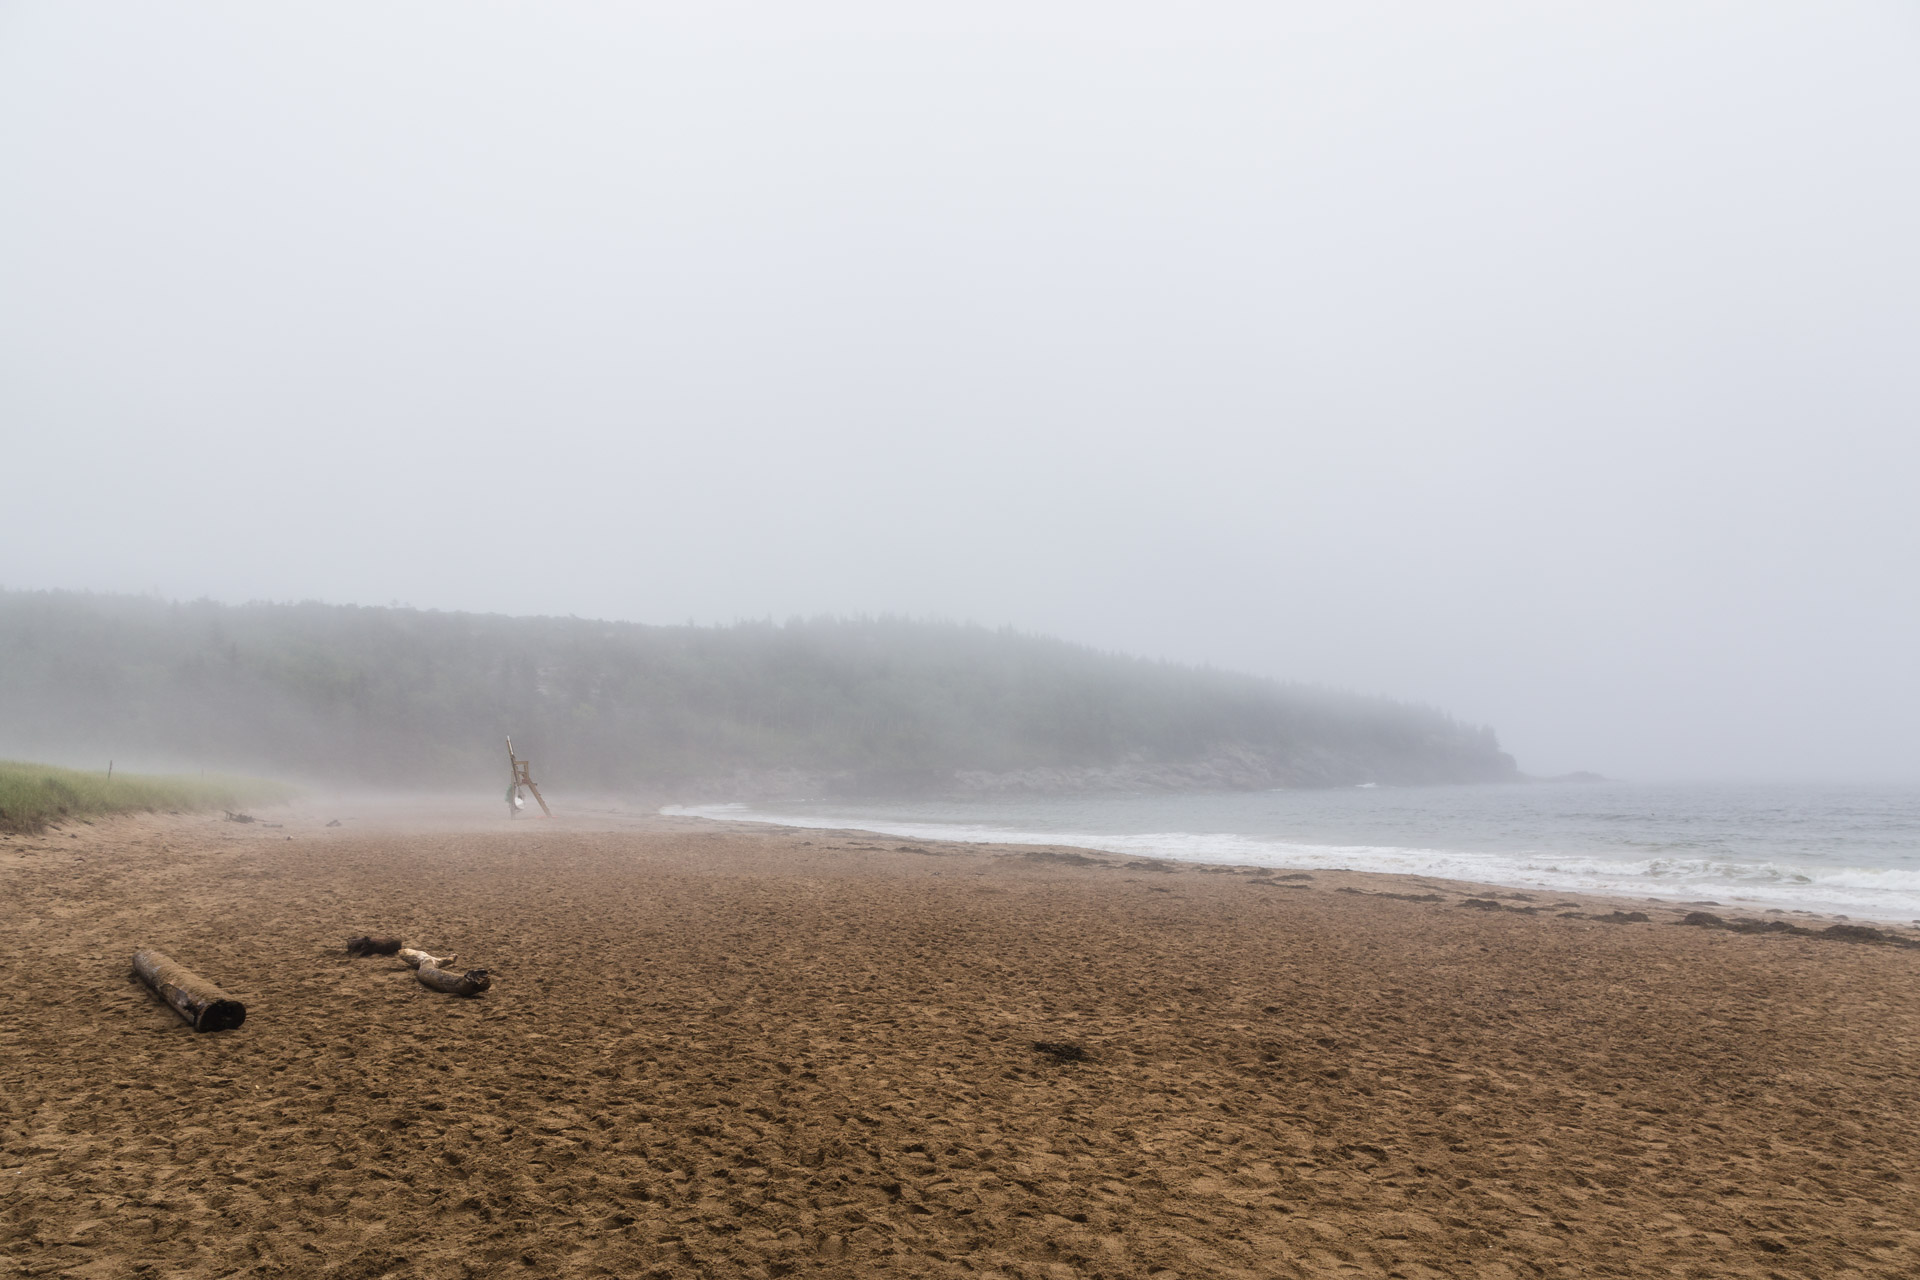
left=3, top=1, right=1916, bottom=781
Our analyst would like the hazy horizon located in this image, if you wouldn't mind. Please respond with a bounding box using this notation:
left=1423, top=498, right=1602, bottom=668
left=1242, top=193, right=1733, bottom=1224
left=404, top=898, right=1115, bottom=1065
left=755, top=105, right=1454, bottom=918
left=5, top=2, right=1917, bottom=784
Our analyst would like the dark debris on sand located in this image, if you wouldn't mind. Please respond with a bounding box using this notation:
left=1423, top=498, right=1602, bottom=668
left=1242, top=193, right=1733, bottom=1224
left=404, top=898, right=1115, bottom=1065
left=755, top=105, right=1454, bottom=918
left=1680, top=912, right=1919, bottom=948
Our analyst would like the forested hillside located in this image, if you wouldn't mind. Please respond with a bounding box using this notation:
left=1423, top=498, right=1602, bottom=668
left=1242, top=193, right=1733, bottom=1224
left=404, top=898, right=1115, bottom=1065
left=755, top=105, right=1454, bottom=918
left=0, top=591, right=1519, bottom=796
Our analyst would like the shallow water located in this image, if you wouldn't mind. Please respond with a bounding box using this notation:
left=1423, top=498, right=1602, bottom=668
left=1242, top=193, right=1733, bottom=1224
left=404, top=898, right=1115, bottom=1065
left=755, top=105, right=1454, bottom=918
left=666, top=781, right=1920, bottom=922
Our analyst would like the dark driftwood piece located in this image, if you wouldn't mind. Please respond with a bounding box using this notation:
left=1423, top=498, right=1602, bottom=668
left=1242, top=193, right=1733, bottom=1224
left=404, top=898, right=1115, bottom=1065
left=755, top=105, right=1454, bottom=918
left=132, top=949, right=247, bottom=1031
left=346, top=935, right=403, bottom=957
left=415, top=960, right=491, bottom=997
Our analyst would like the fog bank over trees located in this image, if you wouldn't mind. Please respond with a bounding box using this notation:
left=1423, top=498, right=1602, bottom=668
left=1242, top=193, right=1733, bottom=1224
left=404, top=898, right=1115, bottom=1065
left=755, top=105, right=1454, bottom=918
left=0, top=591, right=1517, bottom=797
left=4, top=6, right=1917, bottom=781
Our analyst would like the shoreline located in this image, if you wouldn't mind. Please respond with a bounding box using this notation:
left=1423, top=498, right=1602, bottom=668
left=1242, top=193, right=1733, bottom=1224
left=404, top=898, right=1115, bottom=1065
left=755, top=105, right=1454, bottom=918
left=663, top=807, right=1920, bottom=942
left=661, top=798, right=1920, bottom=927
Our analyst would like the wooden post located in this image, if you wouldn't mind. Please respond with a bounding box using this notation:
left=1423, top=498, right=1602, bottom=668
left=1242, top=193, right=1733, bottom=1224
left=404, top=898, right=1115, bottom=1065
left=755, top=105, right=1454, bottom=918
left=506, top=737, right=522, bottom=817
left=132, top=949, right=246, bottom=1031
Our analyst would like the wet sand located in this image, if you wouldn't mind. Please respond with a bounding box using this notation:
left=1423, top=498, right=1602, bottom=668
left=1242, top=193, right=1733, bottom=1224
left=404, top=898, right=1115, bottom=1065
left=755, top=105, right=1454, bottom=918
left=3, top=804, right=1919, bottom=1279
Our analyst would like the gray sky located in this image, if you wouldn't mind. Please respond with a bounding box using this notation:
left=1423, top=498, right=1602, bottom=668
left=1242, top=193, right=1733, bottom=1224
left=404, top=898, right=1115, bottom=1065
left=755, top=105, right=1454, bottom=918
left=4, top=1, right=1917, bottom=781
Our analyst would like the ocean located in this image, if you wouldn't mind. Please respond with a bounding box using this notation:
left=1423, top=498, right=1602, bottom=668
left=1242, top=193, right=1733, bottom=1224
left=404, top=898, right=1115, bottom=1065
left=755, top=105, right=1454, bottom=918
left=664, top=780, right=1920, bottom=923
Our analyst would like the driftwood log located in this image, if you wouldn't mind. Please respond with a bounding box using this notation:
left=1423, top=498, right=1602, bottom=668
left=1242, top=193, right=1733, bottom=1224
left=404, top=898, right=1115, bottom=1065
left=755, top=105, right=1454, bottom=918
left=132, top=949, right=247, bottom=1031
left=397, top=947, right=457, bottom=970
left=416, top=959, right=491, bottom=997
left=346, top=935, right=403, bottom=957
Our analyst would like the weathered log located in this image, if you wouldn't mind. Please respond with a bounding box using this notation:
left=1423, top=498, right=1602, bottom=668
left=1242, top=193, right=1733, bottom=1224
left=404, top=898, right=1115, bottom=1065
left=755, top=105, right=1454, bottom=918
left=132, top=949, right=247, bottom=1031
left=346, top=935, right=403, bottom=957
left=397, top=947, right=457, bottom=970
left=415, top=960, right=491, bottom=996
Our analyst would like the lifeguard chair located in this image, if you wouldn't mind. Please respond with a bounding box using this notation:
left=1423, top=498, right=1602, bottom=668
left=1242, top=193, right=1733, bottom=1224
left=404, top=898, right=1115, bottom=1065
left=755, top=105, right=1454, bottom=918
left=505, top=737, right=552, bottom=818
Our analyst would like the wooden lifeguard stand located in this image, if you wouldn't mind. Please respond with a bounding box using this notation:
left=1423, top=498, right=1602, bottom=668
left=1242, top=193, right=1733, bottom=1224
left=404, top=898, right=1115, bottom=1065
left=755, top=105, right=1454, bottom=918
left=505, top=737, right=552, bottom=818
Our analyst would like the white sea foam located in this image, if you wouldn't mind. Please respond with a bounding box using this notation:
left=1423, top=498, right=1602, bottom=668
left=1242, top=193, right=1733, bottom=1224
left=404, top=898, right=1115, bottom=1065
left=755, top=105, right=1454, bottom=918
left=661, top=802, right=1920, bottom=922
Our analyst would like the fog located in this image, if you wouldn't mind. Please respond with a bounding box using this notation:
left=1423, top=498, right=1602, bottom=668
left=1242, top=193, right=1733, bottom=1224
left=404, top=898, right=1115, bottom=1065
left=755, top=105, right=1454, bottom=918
left=3, top=1, right=1916, bottom=782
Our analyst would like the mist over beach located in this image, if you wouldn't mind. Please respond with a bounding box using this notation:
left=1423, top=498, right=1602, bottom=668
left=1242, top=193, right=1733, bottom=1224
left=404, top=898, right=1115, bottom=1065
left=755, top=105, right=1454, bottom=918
left=4, top=4, right=1920, bottom=1278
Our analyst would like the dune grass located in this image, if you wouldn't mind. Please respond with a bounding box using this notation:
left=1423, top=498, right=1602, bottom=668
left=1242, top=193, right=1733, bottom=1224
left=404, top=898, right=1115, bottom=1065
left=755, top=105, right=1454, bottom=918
left=0, top=760, right=296, bottom=834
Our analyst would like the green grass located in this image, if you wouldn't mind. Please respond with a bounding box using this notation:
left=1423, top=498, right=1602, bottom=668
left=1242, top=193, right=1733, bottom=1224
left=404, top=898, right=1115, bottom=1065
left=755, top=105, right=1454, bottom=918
left=0, top=760, right=297, bottom=834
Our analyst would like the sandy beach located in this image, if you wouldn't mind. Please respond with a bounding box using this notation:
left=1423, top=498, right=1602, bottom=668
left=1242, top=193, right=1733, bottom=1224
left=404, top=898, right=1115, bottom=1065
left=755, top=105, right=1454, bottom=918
left=3, top=803, right=1918, bottom=1279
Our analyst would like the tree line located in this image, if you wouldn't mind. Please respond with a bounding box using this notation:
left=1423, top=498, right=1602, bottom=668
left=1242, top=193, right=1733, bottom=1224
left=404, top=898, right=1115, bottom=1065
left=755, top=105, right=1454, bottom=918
left=0, top=591, right=1519, bottom=795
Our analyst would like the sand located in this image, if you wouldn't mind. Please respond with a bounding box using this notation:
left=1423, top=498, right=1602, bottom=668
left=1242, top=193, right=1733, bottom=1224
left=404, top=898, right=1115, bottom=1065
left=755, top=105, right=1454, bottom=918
left=3, top=802, right=1919, bottom=1279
